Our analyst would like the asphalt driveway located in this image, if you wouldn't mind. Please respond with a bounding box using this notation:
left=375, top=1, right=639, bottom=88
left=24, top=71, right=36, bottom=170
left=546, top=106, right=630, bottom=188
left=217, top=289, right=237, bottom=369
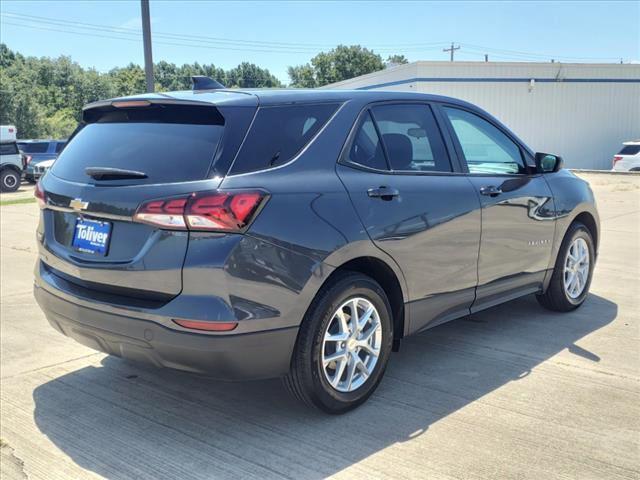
left=1, top=172, right=638, bottom=479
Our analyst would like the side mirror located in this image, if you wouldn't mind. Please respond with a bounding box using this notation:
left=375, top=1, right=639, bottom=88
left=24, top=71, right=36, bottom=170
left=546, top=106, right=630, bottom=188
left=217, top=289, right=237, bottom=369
left=535, top=152, right=563, bottom=173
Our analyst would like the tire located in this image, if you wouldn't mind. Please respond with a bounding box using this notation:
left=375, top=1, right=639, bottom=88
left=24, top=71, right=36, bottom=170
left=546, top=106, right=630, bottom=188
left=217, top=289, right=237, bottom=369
left=537, top=222, right=595, bottom=312
left=0, top=169, right=21, bottom=193
left=283, top=272, right=393, bottom=414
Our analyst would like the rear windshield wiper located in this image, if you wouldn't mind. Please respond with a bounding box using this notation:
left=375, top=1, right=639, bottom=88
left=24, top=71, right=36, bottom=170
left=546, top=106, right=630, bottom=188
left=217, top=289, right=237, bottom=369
left=85, top=167, right=148, bottom=180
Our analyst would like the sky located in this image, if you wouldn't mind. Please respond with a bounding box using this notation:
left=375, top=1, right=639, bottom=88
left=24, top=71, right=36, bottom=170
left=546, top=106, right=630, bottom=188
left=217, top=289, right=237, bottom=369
left=1, top=0, right=638, bottom=83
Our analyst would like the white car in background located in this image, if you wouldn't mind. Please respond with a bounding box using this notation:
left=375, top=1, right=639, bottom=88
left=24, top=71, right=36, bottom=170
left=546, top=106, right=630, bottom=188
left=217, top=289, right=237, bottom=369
left=612, top=141, right=640, bottom=172
left=32, top=158, right=56, bottom=180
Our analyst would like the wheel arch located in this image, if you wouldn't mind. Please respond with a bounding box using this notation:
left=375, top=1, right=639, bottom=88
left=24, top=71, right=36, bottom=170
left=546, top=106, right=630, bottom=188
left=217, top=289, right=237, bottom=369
left=318, top=255, right=407, bottom=348
left=573, top=211, right=599, bottom=254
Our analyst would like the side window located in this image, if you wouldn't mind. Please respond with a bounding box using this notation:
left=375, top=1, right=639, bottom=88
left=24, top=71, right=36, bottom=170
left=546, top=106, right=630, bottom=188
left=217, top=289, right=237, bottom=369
left=230, top=103, right=339, bottom=175
left=347, top=111, right=388, bottom=170
left=371, top=104, right=451, bottom=172
left=443, top=107, right=525, bottom=174
left=55, top=142, right=66, bottom=154
left=18, top=142, right=49, bottom=154
left=1, top=142, right=19, bottom=155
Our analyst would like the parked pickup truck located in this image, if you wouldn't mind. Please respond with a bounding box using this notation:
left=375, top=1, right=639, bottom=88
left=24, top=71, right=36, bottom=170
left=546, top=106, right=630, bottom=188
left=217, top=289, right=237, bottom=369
left=19, top=139, right=66, bottom=183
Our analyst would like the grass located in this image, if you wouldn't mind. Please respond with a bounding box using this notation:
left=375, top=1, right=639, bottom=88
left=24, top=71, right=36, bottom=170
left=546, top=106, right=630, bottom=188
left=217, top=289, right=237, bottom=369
left=0, top=197, right=36, bottom=206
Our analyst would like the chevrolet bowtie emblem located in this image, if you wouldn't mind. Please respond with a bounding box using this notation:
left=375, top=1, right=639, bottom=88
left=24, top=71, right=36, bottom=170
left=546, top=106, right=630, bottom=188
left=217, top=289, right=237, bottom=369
left=69, top=198, right=89, bottom=211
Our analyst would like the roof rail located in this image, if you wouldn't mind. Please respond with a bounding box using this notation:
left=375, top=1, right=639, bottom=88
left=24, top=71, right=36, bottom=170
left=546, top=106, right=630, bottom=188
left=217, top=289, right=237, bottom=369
left=191, top=76, right=225, bottom=91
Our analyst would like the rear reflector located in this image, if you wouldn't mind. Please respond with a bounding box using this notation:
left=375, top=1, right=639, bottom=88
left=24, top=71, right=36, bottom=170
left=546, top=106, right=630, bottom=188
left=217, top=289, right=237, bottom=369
left=134, top=190, right=267, bottom=232
left=173, top=319, right=238, bottom=332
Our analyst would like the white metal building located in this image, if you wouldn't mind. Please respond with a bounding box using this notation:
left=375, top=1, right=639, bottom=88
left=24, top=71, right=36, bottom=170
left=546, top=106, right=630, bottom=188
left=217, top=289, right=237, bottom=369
left=326, top=62, right=640, bottom=170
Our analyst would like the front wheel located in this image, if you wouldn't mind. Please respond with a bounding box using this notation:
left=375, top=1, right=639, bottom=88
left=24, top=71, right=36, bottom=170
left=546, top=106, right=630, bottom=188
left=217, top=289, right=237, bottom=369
left=284, top=272, right=393, bottom=414
left=537, top=222, right=595, bottom=312
left=0, top=169, right=21, bottom=192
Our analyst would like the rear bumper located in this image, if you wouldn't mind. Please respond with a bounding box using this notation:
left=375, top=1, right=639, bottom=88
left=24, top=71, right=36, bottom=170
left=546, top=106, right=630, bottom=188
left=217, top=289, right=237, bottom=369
left=34, top=284, right=298, bottom=380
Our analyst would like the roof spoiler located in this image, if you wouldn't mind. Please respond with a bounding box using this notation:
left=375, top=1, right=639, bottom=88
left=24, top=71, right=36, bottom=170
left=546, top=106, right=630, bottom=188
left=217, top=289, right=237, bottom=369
left=191, top=76, right=225, bottom=91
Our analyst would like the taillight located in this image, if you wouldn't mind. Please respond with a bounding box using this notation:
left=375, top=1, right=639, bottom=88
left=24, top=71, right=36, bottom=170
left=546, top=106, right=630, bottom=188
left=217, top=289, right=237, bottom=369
left=34, top=181, right=46, bottom=208
left=134, top=190, right=267, bottom=232
left=25, top=155, right=32, bottom=165
left=613, top=155, right=623, bottom=166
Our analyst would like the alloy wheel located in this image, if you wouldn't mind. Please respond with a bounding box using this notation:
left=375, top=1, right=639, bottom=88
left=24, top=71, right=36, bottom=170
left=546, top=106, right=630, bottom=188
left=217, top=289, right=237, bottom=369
left=563, top=237, right=590, bottom=299
left=321, top=297, right=383, bottom=393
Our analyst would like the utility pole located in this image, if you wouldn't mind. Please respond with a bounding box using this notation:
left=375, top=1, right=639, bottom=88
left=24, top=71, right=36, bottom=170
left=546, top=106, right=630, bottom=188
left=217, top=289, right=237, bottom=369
left=141, top=0, right=154, bottom=92
left=443, top=42, right=460, bottom=62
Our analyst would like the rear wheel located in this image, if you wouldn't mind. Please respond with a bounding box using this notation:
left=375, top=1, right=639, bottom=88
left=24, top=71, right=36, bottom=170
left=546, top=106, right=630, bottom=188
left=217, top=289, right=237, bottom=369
left=0, top=169, right=20, bottom=192
left=284, top=272, right=393, bottom=413
left=537, top=222, right=595, bottom=312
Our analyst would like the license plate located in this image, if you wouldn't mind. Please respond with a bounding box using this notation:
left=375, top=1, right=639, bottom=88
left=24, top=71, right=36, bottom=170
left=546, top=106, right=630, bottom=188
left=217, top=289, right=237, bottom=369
left=72, top=218, right=112, bottom=256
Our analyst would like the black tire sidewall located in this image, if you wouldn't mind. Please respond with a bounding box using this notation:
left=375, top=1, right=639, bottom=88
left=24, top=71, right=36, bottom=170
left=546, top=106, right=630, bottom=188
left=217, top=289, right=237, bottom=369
left=1, top=170, right=20, bottom=192
left=557, top=225, right=595, bottom=307
left=304, top=275, right=393, bottom=412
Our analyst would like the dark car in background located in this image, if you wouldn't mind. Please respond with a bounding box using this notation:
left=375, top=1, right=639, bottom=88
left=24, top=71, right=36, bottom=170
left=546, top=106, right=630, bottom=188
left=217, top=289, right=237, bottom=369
left=19, top=139, right=66, bottom=182
left=34, top=85, right=599, bottom=413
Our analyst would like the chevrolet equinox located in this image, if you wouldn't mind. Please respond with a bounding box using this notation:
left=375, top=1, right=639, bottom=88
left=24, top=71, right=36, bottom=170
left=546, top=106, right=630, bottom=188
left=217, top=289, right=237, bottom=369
left=34, top=81, right=599, bottom=413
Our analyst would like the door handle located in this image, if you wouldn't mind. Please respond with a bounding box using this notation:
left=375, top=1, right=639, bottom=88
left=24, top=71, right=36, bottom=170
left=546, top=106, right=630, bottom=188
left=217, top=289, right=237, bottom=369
left=367, top=186, right=400, bottom=200
left=480, top=185, right=502, bottom=197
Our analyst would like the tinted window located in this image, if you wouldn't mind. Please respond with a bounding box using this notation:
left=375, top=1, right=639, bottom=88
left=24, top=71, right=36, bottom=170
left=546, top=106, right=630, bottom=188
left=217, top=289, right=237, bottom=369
left=54, top=142, right=66, bottom=153
left=18, top=142, right=49, bottom=153
left=51, top=123, right=223, bottom=184
left=1, top=142, right=19, bottom=155
left=230, top=103, right=339, bottom=175
left=372, top=104, right=451, bottom=172
left=444, top=107, right=525, bottom=174
left=619, top=145, right=640, bottom=155
left=348, top=111, right=388, bottom=170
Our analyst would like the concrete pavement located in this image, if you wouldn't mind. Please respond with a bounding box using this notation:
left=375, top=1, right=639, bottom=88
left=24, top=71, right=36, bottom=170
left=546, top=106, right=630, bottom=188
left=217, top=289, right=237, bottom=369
left=1, top=173, right=638, bottom=479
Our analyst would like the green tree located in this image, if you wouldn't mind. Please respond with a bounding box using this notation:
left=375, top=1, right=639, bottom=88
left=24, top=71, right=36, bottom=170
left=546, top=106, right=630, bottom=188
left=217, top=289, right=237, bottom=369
left=288, top=45, right=385, bottom=87
left=0, top=43, right=284, bottom=138
left=108, top=63, right=146, bottom=97
left=226, top=62, right=282, bottom=88
left=287, top=64, right=317, bottom=88
left=386, top=54, right=409, bottom=65
left=43, top=108, right=78, bottom=138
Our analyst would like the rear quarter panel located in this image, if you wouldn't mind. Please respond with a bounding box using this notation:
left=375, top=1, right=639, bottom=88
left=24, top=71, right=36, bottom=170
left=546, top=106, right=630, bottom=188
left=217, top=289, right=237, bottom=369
left=219, top=99, right=409, bottom=329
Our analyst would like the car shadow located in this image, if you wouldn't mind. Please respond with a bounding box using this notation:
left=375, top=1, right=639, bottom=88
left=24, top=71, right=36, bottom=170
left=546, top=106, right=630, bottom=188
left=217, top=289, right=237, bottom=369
left=32, top=293, right=617, bottom=479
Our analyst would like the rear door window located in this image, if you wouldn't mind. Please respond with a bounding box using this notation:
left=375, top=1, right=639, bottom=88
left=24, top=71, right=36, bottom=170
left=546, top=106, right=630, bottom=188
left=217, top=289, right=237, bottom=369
left=230, top=103, right=339, bottom=175
left=371, top=104, right=451, bottom=172
left=18, top=142, right=49, bottom=154
left=51, top=105, right=225, bottom=185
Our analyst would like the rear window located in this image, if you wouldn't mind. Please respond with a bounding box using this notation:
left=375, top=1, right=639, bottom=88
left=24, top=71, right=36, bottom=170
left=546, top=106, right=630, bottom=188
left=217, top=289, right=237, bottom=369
left=54, top=142, right=66, bottom=153
left=51, top=105, right=224, bottom=185
left=1, top=142, right=19, bottom=155
left=618, top=145, right=640, bottom=155
left=18, top=142, right=49, bottom=153
left=230, top=103, right=339, bottom=175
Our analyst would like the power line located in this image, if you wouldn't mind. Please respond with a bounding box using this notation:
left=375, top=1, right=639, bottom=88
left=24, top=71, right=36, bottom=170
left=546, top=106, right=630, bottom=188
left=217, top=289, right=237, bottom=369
left=459, top=42, right=621, bottom=62
left=1, top=11, right=625, bottom=63
left=1, top=11, right=449, bottom=52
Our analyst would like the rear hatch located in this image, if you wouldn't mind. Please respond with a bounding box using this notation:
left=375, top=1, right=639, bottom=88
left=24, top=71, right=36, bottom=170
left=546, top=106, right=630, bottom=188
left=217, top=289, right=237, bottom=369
left=38, top=97, right=257, bottom=306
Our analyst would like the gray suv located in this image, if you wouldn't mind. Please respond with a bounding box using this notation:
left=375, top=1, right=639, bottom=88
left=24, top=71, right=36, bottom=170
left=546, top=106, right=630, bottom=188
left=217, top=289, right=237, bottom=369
left=34, top=85, right=599, bottom=413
